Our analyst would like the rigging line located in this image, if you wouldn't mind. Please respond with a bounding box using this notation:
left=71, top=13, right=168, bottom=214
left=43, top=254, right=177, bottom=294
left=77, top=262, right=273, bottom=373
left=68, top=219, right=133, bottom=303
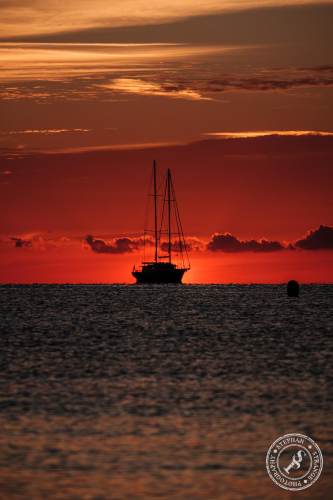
left=168, top=169, right=172, bottom=263
left=171, top=176, right=190, bottom=269
left=172, top=181, right=184, bottom=267
left=170, top=180, right=184, bottom=267
left=153, top=230, right=182, bottom=235
left=143, top=166, right=154, bottom=262
left=153, top=160, right=158, bottom=263
left=158, top=171, right=168, bottom=250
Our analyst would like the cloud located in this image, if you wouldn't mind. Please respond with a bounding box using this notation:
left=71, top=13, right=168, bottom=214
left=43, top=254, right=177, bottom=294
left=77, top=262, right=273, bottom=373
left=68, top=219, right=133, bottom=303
left=6, top=226, right=333, bottom=255
left=207, top=233, right=284, bottom=252
left=294, top=225, right=333, bottom=250
left=85, top=234, right=202, bottom=255
left=85, top=234, right=146, bottom=253
left=3, top=128, right=91, bottom=135
left=101, top=77, right=210, bottom=100
left=204, top=131, right=333, bottom=139
left=160, top=237, right=204, bottom=253
left=0, top=42, right=233, bottom=95
left=1, top=1, right=324, bottom=40
left=207, top=226, right=333, bottom=252
left=10, top=233, right=76, bottom=250
left=1, top=39, right=332, bottom=105
left=11, top=237, right=32, bottom=248
left=299, top=65, right=333, bottom=73
left=42, top=141, right=182, bottom=155
left=192, top=67, right=333, bottom=93
left=202, top=74, right=333, bottom=93
left=102, top=71, right=333, bottom=101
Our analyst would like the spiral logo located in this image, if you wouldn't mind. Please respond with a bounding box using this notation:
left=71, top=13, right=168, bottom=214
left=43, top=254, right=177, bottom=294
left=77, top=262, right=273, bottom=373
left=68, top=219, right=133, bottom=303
left=266, top=433, right=323, bottom=491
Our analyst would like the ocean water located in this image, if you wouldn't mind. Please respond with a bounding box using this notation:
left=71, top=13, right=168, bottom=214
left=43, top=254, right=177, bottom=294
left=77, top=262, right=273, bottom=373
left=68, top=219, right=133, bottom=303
left=0, top=284, right=332, bottom=499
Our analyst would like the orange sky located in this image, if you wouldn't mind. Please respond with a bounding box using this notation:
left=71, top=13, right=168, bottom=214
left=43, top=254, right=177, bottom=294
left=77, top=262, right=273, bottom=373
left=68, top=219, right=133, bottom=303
left=0, top=2, right=332, bottom=283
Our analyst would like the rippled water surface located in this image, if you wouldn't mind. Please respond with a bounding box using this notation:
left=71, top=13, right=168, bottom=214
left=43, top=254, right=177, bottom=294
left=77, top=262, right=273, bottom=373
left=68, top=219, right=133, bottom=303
left=0, top=285, right=332, bottom=499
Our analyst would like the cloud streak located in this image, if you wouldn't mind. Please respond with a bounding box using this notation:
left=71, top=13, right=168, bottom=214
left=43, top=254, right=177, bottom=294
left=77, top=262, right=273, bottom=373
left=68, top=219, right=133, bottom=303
left=1, top=1, right=326, bottom=39
left=2, top=128, right=91, bottom=135
left=101, top=77, right=209, bottom=100
left=204, top=131, right=333, bottom=139
left=1, top=43, right=332, bottom=104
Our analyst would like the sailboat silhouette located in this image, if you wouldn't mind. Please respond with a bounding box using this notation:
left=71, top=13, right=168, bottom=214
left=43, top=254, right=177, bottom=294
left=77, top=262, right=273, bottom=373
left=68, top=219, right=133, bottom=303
left=132, top=161, right=190, bottom=283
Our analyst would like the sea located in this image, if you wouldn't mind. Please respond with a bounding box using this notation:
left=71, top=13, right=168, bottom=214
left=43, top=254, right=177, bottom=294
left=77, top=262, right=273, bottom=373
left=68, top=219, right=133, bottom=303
left=0, top=284, right=332, bottom=499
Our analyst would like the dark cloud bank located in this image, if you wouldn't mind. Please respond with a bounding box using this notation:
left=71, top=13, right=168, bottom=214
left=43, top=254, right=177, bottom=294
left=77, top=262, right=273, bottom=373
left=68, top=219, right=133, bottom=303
left=208, top=225, right=333, bottom=253
left=12, top=225, right=333, bottom=254
left=83, top=226, right=333, bottom=255
left=85, top=234, right=145, bottom=254
left=11, top=237, right=32, bottom=248
left=207, top=233, right=284, bottom=253
left=294, top=225, right=333, bottom=250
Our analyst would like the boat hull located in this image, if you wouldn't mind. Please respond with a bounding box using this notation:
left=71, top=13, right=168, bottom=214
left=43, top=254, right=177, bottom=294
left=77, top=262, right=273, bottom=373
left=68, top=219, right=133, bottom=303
left=132, top=268, right=186, bottom=284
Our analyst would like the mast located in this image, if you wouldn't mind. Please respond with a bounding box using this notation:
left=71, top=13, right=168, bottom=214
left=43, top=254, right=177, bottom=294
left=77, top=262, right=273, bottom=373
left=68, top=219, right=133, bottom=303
left=167, top=168, right=171, bottom=263
left=153, top=160, right=158, bottom=263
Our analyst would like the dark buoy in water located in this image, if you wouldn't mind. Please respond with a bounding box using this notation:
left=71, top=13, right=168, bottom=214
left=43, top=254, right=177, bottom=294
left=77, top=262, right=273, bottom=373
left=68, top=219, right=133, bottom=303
left=287, top=280, right=299, bottom=297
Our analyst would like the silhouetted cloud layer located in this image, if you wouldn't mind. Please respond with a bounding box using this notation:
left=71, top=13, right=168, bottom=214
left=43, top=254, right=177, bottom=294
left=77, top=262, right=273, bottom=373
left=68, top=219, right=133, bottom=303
left=160, top=237, right=203, bottom=253
left=10, top=233, right=73, bottom=250
left=207, top=233, right=284, bottom=253
left=202, top=75, right=333, bottom=93
left=10, top=226, right=333, bottom=254
left=294, top=225, right=333, bottom=250
left=85, top=234, right=148, bottom=253
left=11, top=237, right=32, bottom=248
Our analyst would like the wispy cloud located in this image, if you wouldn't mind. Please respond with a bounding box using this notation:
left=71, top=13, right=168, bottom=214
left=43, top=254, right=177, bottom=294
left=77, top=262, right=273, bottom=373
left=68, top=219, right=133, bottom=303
left=2, top=128, right=91, bottom=135
left=0, top=42, right=237, bottom=82
left=101, top=77, right=209, bottom=100
left=1, top=1, right=324, bottom=39
left=1, top=42, right=331, bottom=104
left=5, top=232, right=81, bottom=251
left=203, top=131, right=333, bottom=139
left=202, top=75, right=333, bottom=93
left=40, top=141, right=184, bottom=155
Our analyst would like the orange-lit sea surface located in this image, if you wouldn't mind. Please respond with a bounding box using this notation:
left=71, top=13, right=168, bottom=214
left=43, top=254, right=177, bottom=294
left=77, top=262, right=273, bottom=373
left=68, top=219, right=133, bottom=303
left=0, top=284, right=332, bottom=499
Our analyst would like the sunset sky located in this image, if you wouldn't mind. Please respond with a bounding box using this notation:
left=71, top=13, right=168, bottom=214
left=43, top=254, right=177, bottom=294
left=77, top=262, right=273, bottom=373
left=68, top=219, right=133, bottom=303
left=0, top=1, right=332, bottom=283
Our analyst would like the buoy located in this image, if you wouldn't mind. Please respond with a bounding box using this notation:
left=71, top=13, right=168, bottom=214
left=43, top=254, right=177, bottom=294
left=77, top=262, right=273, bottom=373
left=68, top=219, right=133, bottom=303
left=287, top=280, right=299, bottom=297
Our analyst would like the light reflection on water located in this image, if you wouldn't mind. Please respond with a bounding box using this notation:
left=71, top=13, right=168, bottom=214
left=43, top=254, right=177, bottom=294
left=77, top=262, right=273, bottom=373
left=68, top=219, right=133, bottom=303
left=0, top=285, right=332, bottom=499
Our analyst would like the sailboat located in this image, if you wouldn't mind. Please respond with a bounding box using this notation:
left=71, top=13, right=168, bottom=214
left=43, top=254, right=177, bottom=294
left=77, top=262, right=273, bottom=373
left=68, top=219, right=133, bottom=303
left=132, top=161, right=190, bottom=284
